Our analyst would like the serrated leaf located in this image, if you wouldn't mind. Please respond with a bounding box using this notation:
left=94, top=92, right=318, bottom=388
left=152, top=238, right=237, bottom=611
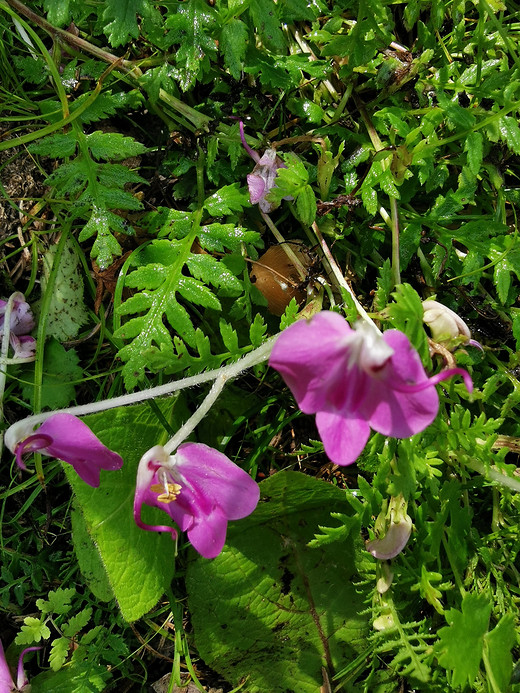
left=177, top=276, right=221, bottom=310
left=203, top=183, right=250, bottom=215
left=30, top=660, right=110, bottom=692
left=79, top=208, right=123, bottom=270
left=249, top=313, right=267, bottom=347
left=186, top=254, right=242, bottom=295
left=499, top=116, right=520, bottom=154
left=86, top=131, right=146, bottom=161
left=36, top=587, right=76, bottom=615
left=63, top=608, right=92, bottom=638
left=49, top=638, right=69, bottom=672
left=436, top=592, right=492, bottom=688
left=102, top=0, right=147, bottom=47
left=219, top=319, right=239, bottom=353
left=220, top=18, right=249, bottom=79
left=164, top=0, right=218, bottom=90
left=249, top=0, right=285, bottom=53
left=29, top=133, right=77, bottom=158
left=16, top=618, right=51, bottom=645
left=296, top=185, right=317, bottom=226
left=186, top=472, right=369, bottom=693
left=464, top=131, right=483, bottom=175
left=386, top=284, right=430, bottom=363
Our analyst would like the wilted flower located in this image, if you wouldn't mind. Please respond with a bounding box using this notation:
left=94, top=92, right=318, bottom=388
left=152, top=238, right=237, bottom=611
left=239, top=120, right=289, bottom=213
left=134, top=442, right=260, bottom=559
left=4, top=413, right=123, bottom=487
left=0, top=639, right=41, bottom=693
left=0, top=293, right=36, bottom=359
left=269, top=311, right=473, bottom=466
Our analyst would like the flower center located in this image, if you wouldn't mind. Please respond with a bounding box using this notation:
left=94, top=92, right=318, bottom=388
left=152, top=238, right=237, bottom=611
left=151, top=468, right=182, bottom=503
left=151, top=481, right=182, bottom=503
left=344, top=322, right=394, bottom=375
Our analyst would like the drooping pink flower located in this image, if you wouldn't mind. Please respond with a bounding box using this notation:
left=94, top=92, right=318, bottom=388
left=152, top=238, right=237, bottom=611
left=134, top=442, right=260, bottom=559
left=0, top=293, right=36, bottom=359
left=269, top=311, right=473, bottom=466
left=4, top=413, right=123, bottom=487
left=239, top=120, right=289, bottom=213
left=0, top=639, right=41, bottom=693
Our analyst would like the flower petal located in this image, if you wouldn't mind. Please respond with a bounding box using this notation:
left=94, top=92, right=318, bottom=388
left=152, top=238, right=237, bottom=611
left=0, top=638, right=15, bottom=693
left=174, top=443, right=260, bottom=520
left=187, top=505, right=228, bottom=559
left=247, top=173, right=266, bottom=204
left=16, top=414, right=123, bottom=487
left=316, top=409, right=370, bottom=466
left=133, top=447, right=179, bottom=539
left=269, top=312, right=354, bottom=414
left=362, top=331, right=440, bottom=437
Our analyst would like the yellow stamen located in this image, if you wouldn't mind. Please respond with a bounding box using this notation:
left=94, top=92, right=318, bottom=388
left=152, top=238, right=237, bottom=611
left=150, top=482, right=182, bottom=503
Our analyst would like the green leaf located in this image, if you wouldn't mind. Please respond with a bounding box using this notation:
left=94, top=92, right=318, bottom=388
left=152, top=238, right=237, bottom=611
left=164, top=0, right=218, bottom=90
left=29, top=133, right=77, bottom=158
left=249, top=0, right=285, bottom=53
left=49, top=638, right=69, bottom=672
left=39, top=238, right=89, bottom=341
left=386, top=283, right=430, bottom=363
left=483, top=614, right=516, bottom=693
left=66, top=396, right=188, bottom=622
left=499, top=116, right=520, bottom=154
left=16, top=617, right=51, bottom=645
left=43, top=0, right=70, bottom=26
left=102, top=0, right=148, bottom=47
left=31, top=661, right=110, bottom=692
left=203, top=183, right=250, bottom=215
left=220, top=18, right=249, bottom=79
left=186, top=471, right=369, bottom=693
left=86, top=131, right=146, bottom=161
left=63, top=608, right=92, bottom=638
left=436, top=592, right=492, bottom=688
left=36, top=587, right=76, bottom=615
left=296, top=184, right=317, bottom=226
left=21, top=339, right=83, bottom=409
left=71, top=507, right=114, bottom=602
left=464, top=131, right=483, bottom=176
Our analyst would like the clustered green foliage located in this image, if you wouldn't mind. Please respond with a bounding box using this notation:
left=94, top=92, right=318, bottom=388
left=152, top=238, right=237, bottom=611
left=1, top=0, right=520, bottom=690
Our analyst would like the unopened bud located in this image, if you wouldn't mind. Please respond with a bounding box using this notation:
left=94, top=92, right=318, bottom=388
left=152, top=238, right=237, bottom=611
left=422, top=299, right=471, bottom=343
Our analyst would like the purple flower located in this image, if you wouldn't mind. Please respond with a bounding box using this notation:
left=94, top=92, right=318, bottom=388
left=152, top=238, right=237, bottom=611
left=0, top=639, right=41, bottom=693
left=239, top=121, right=289, bottom=213
left=134, top=442, right=260, bottom=559
left=269, top=312, right=473, bottom=466
left=0, top=293, right=36, bottom=359
left=5, top=413, right=123, bottom=487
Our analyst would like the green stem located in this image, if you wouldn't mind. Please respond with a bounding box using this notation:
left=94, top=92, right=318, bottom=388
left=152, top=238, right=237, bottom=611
left=2, top=0, right=141, bottom=77
left=390, top=196, right=401, bottom=287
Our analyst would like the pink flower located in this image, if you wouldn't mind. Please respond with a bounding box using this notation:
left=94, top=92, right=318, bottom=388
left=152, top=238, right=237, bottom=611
left=269, top=312, right=473, bottom=466
left=0, top=639, right=41, bottom=693
left=0, top=293, right=36, bottom=359
left=134, top=442, right=260, bottom=559
left=5, top=413, right=123, bottom=487
left=239, top=121, right=289, bottom=213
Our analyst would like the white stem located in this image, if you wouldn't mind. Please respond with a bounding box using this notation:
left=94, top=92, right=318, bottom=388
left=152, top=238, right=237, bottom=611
left=0, top=294, right=16, bottom=432
left=4, top=336, right=277, bottom=449
left=465, top=458, right=520, bottom=493
left=164, top=374, right=228, bottom=454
